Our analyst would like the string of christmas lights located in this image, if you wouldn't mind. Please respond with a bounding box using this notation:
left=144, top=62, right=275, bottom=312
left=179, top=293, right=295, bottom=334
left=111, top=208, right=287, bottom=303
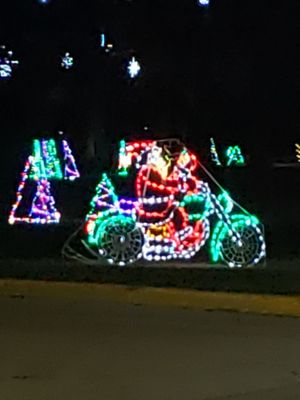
left=29, top=178, right=61, bottom=223
left=30, top=139, right=47, bottom=179
left=0, top=45, right=19, bottom=80
left=8, top=156, right=61, bottom=225
left=226, top=145, right=245, bottom=166
left=61, top=52, right=74, bottom=70
left=84, top=140, right=265, bottom=267
left=62, top=139, right=80, bottom=181
left=30, top=138, right=79, bottom=181
left=8, top=136, right=80, bottom=225
left=42, top=139, right=63, bottom=180
left=210, top=137, right=222, bottom=166
left=85, top=173, right=119, bottom=244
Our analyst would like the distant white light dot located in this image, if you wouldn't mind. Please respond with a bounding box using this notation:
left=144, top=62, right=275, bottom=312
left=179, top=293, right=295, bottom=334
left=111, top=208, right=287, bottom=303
left=127, top=56, right=141, bottom=79
left=198, top=0, right=210, bottom=6
left=61, top=52, right=74, bottom=70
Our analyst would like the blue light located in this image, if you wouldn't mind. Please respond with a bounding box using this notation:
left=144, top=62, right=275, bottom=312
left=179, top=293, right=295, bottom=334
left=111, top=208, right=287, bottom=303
left=61, top=52, right=74, bottom=70
left=0, top=45, right=19, bottom=80
left=0, top=64, right=12, bottom=79
left=100, top=33, right=106, bottom=48
left=127, top=57, right=141, bottom=79
left=38, top=0, right=50, bottom=4
left=197, top=0, right=210, bottom=6
left=100, top=33, right=113, bottom=54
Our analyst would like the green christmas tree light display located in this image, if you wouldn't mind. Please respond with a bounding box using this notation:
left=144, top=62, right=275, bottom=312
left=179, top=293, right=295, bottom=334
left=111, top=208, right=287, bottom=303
left=226, top=145, right=245, bottom=167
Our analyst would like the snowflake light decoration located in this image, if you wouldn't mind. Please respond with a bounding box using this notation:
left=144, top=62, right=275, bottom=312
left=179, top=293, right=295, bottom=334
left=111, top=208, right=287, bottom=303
left=61, top=52, right=74, bottom=70
left=127, top=56, right=141, bottom=79
left=0, top=45, right=19, bottom=80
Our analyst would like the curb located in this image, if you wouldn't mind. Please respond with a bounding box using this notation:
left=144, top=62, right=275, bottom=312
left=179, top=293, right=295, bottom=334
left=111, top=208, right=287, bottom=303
left=1, top=279, right=300, bottom=317
left=1, top=259, right=300, bottom=295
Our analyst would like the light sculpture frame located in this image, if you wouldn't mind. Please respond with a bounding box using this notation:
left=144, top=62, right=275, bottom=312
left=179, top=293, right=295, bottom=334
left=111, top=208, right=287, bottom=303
left=63, top=139, right=266, bottom=268
left=8, top=156, right=61, bottom=225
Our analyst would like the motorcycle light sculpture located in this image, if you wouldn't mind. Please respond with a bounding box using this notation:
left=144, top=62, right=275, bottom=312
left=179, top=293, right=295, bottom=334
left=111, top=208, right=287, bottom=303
left=63, top=139, right=266, bottom=268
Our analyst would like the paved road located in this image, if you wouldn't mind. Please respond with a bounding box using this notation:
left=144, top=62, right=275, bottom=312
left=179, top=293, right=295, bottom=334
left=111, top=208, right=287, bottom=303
left=1, top=290, right=300, bottom=399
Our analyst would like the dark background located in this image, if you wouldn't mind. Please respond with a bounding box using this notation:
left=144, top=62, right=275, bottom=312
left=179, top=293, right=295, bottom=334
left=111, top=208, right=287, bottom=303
left=1, top=0, right=300, bottom=157
left=0, top=0, right=299, bottom=260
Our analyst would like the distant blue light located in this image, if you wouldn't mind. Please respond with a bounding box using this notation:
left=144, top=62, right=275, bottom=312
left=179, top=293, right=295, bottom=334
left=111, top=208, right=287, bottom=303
left=197, top=0, right=210, bottom=6
left=61, top=52, right=74, bottom=70
left=101, top=34, right=106, bottom=48
left=0, top=45, right=19, bottom=80
left=0, top=63, right=12, bottom=79
left=38, top=0, right=50, bottom=4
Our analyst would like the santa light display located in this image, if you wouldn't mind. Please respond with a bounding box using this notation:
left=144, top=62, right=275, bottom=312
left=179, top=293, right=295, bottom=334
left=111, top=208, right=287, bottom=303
left=63, top=139, right=266, bottom=268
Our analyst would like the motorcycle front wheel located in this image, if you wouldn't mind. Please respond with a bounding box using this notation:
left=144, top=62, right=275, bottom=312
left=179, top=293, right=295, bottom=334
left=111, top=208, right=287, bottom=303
left=210, top=215, right=266, bottom=268
left=95, top=215, right=144, bottom=266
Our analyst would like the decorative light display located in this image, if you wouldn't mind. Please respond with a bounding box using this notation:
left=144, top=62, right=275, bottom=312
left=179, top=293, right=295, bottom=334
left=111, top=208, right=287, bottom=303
left=0, top=45, right=19, bottom=80
left=100, top=33, right=114, bottom=54
left=210, top=137, right=222, bottom=166
left=210, top=139, right=245, bottom=167
left=29, top=178, right=61, bottom=223
left=61, top=52, right=74, bottom=70
left=8, top=156, right=60, bottom=225
left=62, top=139, right=80, bottom=181
left=100, top=33, right=106, bottom=48
left=29, top=137, right=79, bottom=181
left=80, top=139, right=266, bottom=268
left=31, top=139, right=62, bottom=180
left=30, top=139, right=47, bottom=179
left=226, top=145, right=245, bottom=167
left=296, top=143, right=300, bottom=163
left=197, top=0, right=210, bottom=6
left=42, top=139, right=63, bottom=180
left=8, top=157, right=32, bottom=225
left=127, top=56, right=141, bottom=79
left=117, top=139, right=131, bottom=176
left=86, top=173, right=118, bottom=222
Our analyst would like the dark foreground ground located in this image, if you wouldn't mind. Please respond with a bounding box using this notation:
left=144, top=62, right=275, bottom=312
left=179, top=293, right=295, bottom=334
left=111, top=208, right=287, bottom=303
left=0, top=258, right=300, bottom=295
left=1, top=291, right=300, bottom=400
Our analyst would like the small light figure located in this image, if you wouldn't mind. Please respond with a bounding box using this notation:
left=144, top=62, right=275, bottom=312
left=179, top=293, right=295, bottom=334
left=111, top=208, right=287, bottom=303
left=105, top=43, right=114, bottom=54
left=100, top=33, right=114, bottom=54
left=61, top=52, right=74, bottom=70
left=127, top=56, right=141, bottom=79
left=197, top=0, right=210, bottom=6
left=0, top=45, right=19, bottom=80
left=0, top=64, right=12, bottom=79
left=100, top=33, right=106, bottom=48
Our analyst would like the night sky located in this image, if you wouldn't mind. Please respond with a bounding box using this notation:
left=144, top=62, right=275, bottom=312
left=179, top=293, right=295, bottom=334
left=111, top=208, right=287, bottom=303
left=0, top=0, right=300, bottom=174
